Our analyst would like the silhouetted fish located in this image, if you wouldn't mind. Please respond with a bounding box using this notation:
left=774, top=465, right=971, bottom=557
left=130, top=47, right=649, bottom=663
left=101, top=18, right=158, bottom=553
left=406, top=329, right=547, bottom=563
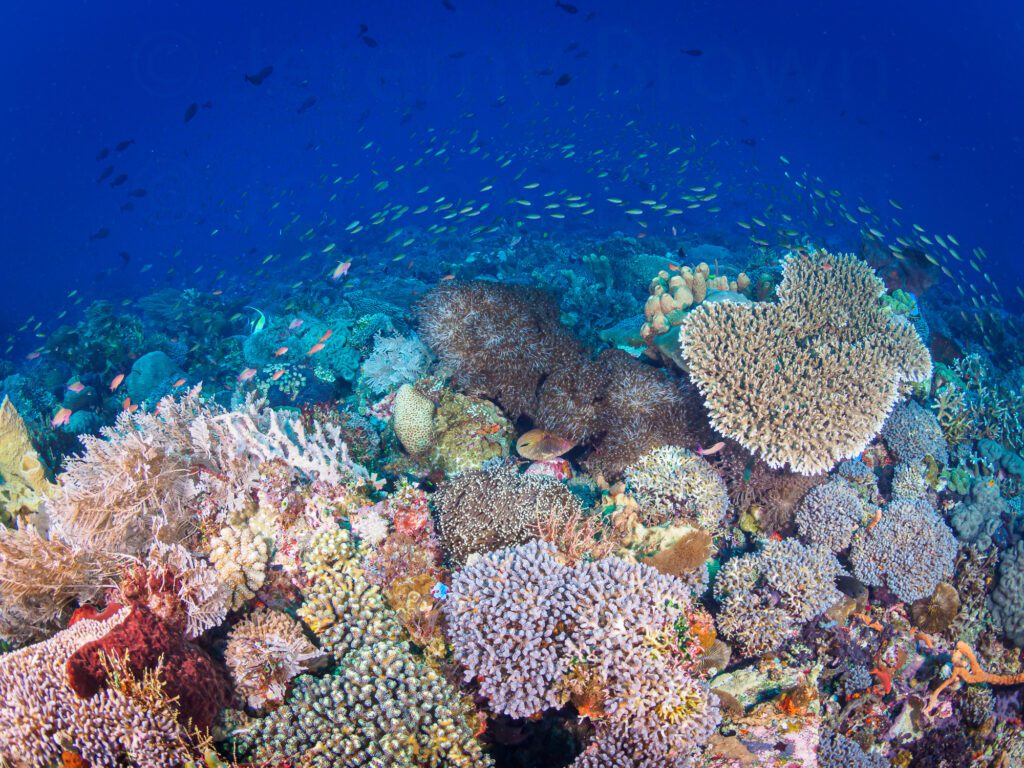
left=184, top=102, right=199, bottom=123
left=110, top=174, right=128, bottom=187
left=245, top=65, right=274, bottom=85
left=129, top=188, right=147, bottom=198
left=563, top=42, right=579, bottom=53
left=96, top=165, right=114, bottom=183
left=296, top=95, right=317, bottom=114
left=95, top=147, right=109, bottom=161
left=442, top=0, right=456, bottom=9
left=555, top=1, right=578, bottom=13
left=681, top=49, right=704, bottom=56
left=120, top=202, right=135, bottom=212
left=537, top=67, right=554, bottom=76
left=202, top=100, right=213, bottom=108
left=448, top=50, right=466, bottom=59
left=118, top=251, right=131, bottom=265
left=361, top=35, right=378, bottom=47
left=741, top=137, right=757, bottom=147
left=115, top=139, right=135, bottom=151
left=89, top=227, right=110, bottom=240
left=555, top=73, right=572, bottom=86
left=359, top=23, right=368, bottom=34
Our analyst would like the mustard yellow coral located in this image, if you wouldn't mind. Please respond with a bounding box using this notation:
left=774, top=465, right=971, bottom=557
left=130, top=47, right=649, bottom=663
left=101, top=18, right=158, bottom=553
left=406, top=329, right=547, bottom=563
left=680, top=251, right=931, bottom=475
left=0, top=397, right=56, bottom=524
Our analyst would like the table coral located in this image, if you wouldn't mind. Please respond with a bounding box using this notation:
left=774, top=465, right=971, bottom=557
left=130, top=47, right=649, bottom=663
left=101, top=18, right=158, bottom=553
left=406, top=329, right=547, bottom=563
left=680, top=250, right=932, bottom=474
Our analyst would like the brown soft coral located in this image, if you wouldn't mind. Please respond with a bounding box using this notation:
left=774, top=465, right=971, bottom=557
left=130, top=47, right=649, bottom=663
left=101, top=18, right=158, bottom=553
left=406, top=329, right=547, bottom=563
left=418, top=282, right=705, bottom=478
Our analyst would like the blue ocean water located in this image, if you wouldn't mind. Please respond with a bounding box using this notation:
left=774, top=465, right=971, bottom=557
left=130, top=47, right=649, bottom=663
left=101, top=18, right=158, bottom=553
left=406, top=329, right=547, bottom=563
left=2, top=0, right=1022, bottom=336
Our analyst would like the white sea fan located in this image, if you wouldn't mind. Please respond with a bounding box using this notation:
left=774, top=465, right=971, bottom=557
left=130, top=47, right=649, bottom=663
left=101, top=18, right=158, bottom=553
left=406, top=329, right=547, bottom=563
left=360, top=333, right=430, bottom=395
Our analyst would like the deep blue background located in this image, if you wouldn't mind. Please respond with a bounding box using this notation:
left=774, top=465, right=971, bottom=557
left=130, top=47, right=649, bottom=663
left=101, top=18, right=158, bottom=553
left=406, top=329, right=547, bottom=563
left=3, top=0, right=1022, bottom=343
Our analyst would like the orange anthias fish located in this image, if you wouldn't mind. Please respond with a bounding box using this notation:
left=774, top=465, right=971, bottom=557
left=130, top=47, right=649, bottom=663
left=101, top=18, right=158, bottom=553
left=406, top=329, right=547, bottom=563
left=172, top=378, right=187, bottom=388
left=67, top=381, right=85, bottom=393
left=288, top=318, right=304, bottom=330
left=271, top=369, right=285, bottom=381
left=237, top=368, right=258, bottom=383
left=516, top=429, right=575, bottom=461
left=318, top=329, right=333, bottom=343
left=51, top=407, right=73, bottom=428
left=330, top=260, right=352, bottom=281
left=122, top=397, right=138, bottom=414
left=307, top=342, right=326, bottom=356
left=696, top=441, right=726, bottom=456
left=109, top=373, right=126, bottom=391
left=274, top=346, right=289, bottom=357
left=440, top=274, right=456, bottom=281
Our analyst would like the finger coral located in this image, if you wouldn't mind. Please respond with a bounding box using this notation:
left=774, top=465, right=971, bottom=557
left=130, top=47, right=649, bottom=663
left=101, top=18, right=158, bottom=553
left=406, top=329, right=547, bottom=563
left=881, top=398, right=949, bottom=465
left=235, top=640, right=493, bottom=767
left=296, top=527, right=404, bottom=660
left=445, top=540, right=720, bottom=767
left=680, top=251, right=932, bottom=474
left=714, top=538, right=846, bottom=655
left=225, top=608, right=323, bottom=711
left=794, top=477, right=868, bottom=553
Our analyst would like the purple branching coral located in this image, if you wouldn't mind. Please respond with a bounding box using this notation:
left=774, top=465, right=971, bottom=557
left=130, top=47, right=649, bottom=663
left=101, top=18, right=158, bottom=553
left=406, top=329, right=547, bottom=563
left=850, top=497, right=958, bottom=602
left=714, top=538, right=846, bottom=656
left=445, top=540, right=720, bottom=767
left=794, top=477, right=869, bottom=553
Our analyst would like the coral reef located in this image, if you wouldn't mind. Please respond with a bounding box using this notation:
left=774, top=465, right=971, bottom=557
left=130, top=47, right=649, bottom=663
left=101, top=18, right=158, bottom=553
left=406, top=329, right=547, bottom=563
left=881, top=397, right=949, bottom=465
left=680, top=250, right=932, bottom=474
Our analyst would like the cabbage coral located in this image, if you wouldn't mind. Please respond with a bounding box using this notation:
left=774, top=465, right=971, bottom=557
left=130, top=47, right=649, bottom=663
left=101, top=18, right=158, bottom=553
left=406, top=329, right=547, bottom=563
left=680, top=251, right=932, bottom=475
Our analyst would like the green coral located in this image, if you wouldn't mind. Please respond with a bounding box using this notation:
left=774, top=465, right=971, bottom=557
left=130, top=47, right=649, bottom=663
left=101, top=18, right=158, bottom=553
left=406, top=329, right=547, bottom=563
left=427, top=390, right=515, bottom=475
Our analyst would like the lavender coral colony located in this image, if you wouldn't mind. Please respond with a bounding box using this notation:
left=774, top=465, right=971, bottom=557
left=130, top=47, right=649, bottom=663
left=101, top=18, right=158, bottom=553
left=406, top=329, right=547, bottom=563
left=2, top=239, right=1024, bottom=768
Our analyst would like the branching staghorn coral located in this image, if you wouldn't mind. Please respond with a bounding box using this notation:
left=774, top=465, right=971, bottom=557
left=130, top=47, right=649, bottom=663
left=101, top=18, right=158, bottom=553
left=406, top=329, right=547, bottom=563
left=680, top=251, right=932, bottom=474
left=446, top=540, right=720, bottom=767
